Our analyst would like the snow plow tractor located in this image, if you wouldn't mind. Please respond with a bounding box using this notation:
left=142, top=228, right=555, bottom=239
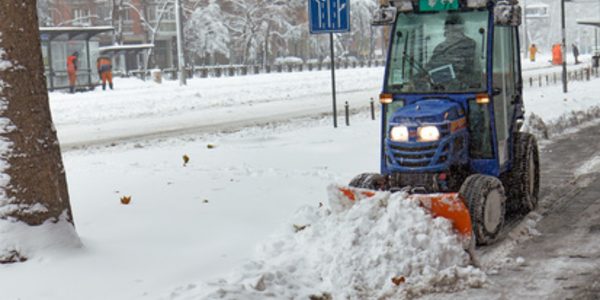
left=335, top=0, right=540, bottom=247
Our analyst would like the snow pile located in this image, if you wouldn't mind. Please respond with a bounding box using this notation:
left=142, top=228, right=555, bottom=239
left=173, top=186, right=485, bottom=300
left=0, top=212, right=82, bottom=263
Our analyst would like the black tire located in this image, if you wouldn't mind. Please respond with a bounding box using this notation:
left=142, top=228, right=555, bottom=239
left=459, top=174, right=506, bottom=245
left=348, top=173, right=387, bottom=190
left=507, top=132, right=540, bottom=214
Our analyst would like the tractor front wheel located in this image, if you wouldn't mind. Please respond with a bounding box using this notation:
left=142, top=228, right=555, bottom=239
left=348, top=173, right=387, bottom=190
left=460, top=174, right=506, bottom=245
left=507, top=132, right=540, bottom=214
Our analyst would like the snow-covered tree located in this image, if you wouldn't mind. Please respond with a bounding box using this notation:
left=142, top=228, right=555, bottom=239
left=36, top=0, right=53, bottom=26
left=349, top=0, right=379, bottom=59
left=0, top=0, right=79, bottom=263
left=185, top=0, right=230, bottom=65
left=226, top=0, right=300, bottom=65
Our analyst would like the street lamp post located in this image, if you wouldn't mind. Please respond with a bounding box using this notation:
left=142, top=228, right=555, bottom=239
left=523, top=0, right=528, bottom=60
left=175, top=0, right=186, bottom=86
left=561, top=0, right=568, bottom=93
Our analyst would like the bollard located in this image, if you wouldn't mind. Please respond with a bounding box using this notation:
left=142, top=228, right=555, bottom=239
left=370, top=97, right=375, bottom=120
left=529, top=77, right=533, bottom=87
left=546, top=75, right=549, bottom=85
left=553, top=73, right=557, bottom=84
left=345, top=101, right=350, bottom=126
left=587, top=68, right=591, bottom=81
left=538, top=75, right=542, bottom=87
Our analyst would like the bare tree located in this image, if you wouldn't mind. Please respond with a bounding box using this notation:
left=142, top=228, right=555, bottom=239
left=0, top=1, right=76, bottom=263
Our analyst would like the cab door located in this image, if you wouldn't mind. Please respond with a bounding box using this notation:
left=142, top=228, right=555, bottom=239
left=492, top=26, right=517, bottom=170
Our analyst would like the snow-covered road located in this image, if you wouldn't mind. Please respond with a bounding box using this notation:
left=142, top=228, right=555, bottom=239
left=51, top=68, right=383, bottom=149
left=50, top=58, right=595, bottom=150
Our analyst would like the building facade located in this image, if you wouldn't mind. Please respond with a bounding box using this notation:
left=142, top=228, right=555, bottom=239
left=43, top=0, right=178, bottom=70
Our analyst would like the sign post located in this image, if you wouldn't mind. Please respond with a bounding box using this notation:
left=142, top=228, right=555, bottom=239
left=308, top=0, right=351, bottom=128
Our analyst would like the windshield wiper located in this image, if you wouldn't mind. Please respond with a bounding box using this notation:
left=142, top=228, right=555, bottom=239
left=395, top=31, right=444, bottom=91
left=401, top=50, right=445, bottom=91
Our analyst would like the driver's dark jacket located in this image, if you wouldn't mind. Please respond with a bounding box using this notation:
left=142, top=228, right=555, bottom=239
left=427, top=33, right=477, bottom=87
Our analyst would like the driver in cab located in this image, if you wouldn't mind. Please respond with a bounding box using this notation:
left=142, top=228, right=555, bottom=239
left=426, top=13, right=477, bottom=89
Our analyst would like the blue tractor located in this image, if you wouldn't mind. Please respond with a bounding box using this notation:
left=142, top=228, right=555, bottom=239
left=344, top=0, right=539, bottom=246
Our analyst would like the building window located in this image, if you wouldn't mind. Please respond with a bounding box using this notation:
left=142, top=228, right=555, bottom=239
left=72, top=8, right=91, bottom=26
left=146, top=6, right=156, bottom=22
left=123, top=8, right=132, bottom=21
left=157, top=6, right=175, bottom=21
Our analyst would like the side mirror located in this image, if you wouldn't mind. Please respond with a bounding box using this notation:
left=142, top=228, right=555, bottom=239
left=372, top=6, right=397, bottom=26
left=494, top=1, right=522, bottom=26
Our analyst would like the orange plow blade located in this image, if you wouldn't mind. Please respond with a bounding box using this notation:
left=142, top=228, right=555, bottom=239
left=328, top=185, right=473, bottom=247
left=409, top=193, right=473, bottom=240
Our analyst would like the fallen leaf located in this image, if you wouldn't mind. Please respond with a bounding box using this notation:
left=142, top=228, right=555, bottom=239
left=207, top=143, right=216, bottom=149
left=203, top=199, right=209, bottom=203
left=293, top=224, right=309, bottom=233
left=309, top=293, right=332, bottom=300
left=391, top=276, right=405, bottom=286
left=182, top=154, right=190, bottom=166
left=120, top=195, right=132, bottom=205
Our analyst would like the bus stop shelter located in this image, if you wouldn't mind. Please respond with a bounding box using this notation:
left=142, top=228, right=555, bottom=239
left=577, top=20, right=600, bottom=67
left=99, top=44, right=154, bottom=75
left=40, top=26, right=114, bottom=91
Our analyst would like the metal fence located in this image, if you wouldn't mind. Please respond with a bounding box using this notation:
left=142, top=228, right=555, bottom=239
left=129, top=59, right=386, bottom=81
left=522, top=64, right=599, bottom=88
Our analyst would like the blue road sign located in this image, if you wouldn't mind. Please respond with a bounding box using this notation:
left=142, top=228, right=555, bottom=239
left=309, top=0, right=350, bottom=34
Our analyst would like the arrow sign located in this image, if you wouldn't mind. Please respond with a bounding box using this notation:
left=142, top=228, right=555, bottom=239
left=309, top=0, right=351, bottom=34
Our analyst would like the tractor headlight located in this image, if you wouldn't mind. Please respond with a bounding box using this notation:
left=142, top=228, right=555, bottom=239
left=390, top=126, right=409, bottom=142
left=417, top=126, right=440, bottom=142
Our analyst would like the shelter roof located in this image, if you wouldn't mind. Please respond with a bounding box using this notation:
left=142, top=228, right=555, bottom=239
left=40, top=26, right=114, bottom=41
left=577, top=20, right=600, bottom=27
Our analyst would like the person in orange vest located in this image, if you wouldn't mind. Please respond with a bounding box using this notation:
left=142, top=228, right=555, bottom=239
left=66, top=51, right=79, bottom=93
left=552, top=44, right=563, bottom=65
left=96, top=56, right=113, bottom=90
left=529, top=44, right=538, bottom=62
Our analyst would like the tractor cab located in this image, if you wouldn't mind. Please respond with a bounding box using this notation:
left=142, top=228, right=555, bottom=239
left=340, top=0, right=539, bottom=246
left=375, top=0, right=525, bottom=186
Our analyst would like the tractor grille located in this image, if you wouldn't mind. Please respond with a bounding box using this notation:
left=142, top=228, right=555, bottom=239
left=389, top=143, right=439, bottom=167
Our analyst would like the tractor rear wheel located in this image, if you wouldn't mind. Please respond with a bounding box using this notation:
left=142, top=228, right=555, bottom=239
left=348, top=173, right=387, bottom=190
left=460, top=174, right=506, bottom=245
left=507, top=132, right=540, bottom=214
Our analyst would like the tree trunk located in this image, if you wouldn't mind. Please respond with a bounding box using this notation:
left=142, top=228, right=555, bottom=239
left=0, top=1, right=74, bottom=232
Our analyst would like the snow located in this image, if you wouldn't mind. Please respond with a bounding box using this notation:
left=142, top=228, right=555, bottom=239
left=274, top=56, right=304, bottom=65
left=176, top=187, right=485, bottom=299
left=0, top=61, right=600, bottom=299
left=0, top=212, right=81, bottom=263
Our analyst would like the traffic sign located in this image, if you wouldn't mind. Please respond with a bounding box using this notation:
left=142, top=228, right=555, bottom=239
left=309, top=0, right=351, bottom=34
left=419, top=0, right=459, bottom=12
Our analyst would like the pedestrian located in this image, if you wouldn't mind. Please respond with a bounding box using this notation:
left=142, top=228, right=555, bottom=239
left=529, top=44, right=538, bottom=62
left=66, top=51, right=79, bottom=93
left=96, top=56, right=113, bottom=90
left=572, top=43, right=580, bottom=64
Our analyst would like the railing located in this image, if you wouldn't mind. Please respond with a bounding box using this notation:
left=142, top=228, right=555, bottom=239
left=129, top=59, right=386, bottom=81
left=522, top=64, right=599, bottom=88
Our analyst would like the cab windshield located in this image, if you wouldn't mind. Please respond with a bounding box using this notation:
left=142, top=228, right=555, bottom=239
left=386, top=10, right=489, bottom=93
